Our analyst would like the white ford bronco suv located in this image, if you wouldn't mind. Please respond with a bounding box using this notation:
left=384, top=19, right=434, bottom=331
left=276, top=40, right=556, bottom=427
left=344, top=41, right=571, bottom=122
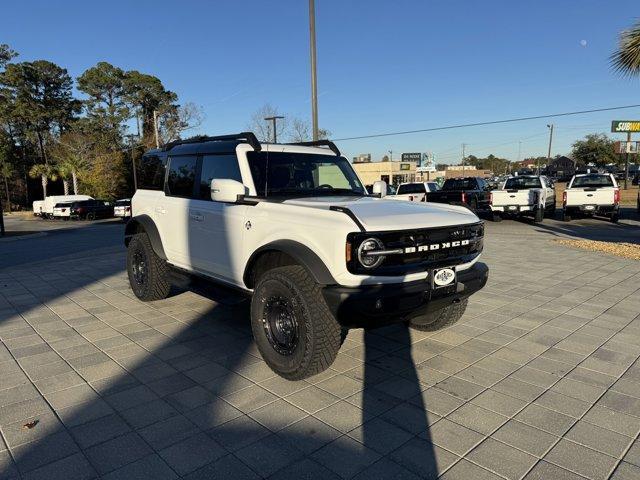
left=125, top=133, right=488, bottom=380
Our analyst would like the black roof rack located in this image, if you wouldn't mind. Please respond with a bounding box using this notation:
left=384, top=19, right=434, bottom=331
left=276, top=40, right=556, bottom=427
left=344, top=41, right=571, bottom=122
left=286, top=140, right=340, bottom=156
left=162, top=132, right=261, bottom=152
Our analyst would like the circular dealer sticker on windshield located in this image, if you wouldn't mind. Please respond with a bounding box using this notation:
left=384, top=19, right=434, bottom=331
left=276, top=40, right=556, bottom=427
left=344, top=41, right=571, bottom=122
left=433, top=268, right=456, bottom=287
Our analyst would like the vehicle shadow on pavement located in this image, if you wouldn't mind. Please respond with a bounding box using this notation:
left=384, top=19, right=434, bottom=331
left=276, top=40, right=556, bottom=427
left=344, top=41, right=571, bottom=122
left=529, top=217, right=640, bottom=244
left=0, top=253, right=438, bottom=479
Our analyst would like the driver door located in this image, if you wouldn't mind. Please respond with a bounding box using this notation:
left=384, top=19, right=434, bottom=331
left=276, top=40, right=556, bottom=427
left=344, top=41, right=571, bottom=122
left=188, top=154, right=249, bottom=284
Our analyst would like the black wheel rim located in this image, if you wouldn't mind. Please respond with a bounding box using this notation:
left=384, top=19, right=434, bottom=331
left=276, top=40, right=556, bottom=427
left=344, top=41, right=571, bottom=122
left=262, top=295, right=299, bottom=356
left=132, top=249, right=148, bottom=286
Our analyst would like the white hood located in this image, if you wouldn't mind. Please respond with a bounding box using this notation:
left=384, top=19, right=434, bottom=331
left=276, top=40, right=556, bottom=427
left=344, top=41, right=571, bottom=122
left=283, top=196, right=479, bottom=231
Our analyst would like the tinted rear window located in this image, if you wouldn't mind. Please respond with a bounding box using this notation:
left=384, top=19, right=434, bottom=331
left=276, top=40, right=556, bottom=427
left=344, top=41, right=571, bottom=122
left=397, top=184, right=426, bottom=194
left=504, top=177, right=542, bottom=189
left=137, top=154, right=165, bottom=190
left=572, top=175, right=614, bottom=188
left=442, top=178, right=477, bottom=190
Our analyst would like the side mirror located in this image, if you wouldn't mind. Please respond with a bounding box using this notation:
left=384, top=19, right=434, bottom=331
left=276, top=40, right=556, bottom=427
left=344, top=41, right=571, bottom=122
left=372, top=180, right=387, bottom=198
left=211, top=179, right=247, bottom=203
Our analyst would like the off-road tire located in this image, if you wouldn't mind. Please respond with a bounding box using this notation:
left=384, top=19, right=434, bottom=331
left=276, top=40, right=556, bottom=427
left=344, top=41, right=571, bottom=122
left=251, top=265, right=341, bottom=380
left=562, top=210, right=571, bottom=222
left=127, top=233, right=170, bottom=301
left=491, top=213, right=502, bottom=222
left=86, top=212, right=96, bottom=221
left=408, top=299, right=468, bottom=332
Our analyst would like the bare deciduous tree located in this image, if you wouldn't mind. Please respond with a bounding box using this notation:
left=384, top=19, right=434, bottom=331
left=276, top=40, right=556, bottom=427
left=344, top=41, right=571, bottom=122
left=158, top=102, right=205, bottom=143
left=287, top=117, right=331, bottom=142
left=247, top=103, right=289, bottom=142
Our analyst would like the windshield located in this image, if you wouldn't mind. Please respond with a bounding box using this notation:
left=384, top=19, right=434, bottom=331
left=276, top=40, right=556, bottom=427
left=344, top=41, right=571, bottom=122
left=572, top=175, right=614, bottom=188
left=55, top=202, right=72, bottom=207
left=504, top=177, right=542, bottom=189
left=397, top=183, right=426, bottom=194
left=115, top=200, right=130, bottom=206
left=442, top=178, right=477, bottom=190
left=247, top=151, right=366, bottom=197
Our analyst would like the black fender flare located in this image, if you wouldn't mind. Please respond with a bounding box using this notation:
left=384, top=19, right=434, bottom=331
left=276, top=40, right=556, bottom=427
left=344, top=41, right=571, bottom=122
left=124, top=214, right=167, bottom=260
left=243, top=240, right=337, bottom=288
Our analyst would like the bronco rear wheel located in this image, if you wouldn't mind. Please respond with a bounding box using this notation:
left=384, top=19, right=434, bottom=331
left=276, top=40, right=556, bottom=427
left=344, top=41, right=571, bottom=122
left=251, top=265, right=341, bottom=380
left=127, top=232, right=170, bottom=301
left=408, top=299, right=468, bottom=332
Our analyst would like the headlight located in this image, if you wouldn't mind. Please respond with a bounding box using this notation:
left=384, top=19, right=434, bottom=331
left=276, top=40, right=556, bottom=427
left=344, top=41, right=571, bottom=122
left=357, top=237, right=385, bottom=269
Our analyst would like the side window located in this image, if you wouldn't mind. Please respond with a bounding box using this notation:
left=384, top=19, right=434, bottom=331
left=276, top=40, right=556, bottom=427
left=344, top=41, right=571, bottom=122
left=199, top=154, right=242, bottom=200
left=167, top=156, right=197, bottom=198
left=137, top=154, right=165, bottom=190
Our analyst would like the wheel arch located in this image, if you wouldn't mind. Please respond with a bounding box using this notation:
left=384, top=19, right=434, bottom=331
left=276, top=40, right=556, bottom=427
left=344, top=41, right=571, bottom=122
left=124, top=215, right=167, bottom=260
left=243, top=240, right=337, bottom=289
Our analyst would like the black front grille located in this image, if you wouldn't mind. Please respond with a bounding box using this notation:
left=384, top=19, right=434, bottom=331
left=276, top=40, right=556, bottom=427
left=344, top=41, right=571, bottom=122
left=347, top=222, right=484, bottom=276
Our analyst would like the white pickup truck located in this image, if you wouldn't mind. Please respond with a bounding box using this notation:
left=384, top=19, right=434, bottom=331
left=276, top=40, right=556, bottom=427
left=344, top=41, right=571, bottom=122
left=562, top=173, right=620, bottom=223
left=490, top=175, right=556, bottom=222
left=390, top=181, right=440, bottom=202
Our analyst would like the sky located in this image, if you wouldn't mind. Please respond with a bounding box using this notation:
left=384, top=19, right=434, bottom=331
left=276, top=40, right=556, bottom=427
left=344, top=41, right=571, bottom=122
left=3, top=0, right=640, bottom=164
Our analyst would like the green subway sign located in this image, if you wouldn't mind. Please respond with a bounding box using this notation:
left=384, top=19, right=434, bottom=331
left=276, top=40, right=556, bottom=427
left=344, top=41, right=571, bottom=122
left=611, top=120, right=640, bottom=133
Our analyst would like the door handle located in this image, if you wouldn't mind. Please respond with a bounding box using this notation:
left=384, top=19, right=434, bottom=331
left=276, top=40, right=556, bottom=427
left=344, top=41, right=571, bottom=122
left=189, top=213, right=204, bottom=222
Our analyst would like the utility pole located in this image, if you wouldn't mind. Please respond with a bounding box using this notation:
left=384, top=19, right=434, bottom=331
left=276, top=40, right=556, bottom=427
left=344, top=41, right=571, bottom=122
left=126, top=134, right=139, bottom=192
left=461, top=143, right=467, bottom=168
left=0, top=194, right=4, bottom=237
left=309, top=0, right=319, bottom=141
left=625, top=131, right=631, bottom=190
left=388, top=150, right=393, bottom=162
left=264, top=116, right=285, bottom=143
left=153, top=110, right=160, bottom=149
left=517, top=141, right=522, bottom=162
left=546, top=124, right=554, bottom=160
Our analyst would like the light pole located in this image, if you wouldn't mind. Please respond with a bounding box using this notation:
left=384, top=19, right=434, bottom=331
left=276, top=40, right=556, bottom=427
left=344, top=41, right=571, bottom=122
left=309, top=0, right=319, bottom=141
left=264, top=116, right=285, bottom=143
left=388, top=150, right=393, bottom=162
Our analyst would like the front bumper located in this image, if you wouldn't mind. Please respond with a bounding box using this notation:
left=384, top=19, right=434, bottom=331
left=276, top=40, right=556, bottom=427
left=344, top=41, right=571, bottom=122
left=323, top=262, right=489, bottom=328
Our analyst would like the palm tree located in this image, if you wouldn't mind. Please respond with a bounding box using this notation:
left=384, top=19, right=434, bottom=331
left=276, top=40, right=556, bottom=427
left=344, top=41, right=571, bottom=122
left=611, top=20, right=640, bottom=76
left=0, top=160, right=14, bottom=212
left=60, top=156, right=84, bottom=194
left=51, top=132, right=90, bottom=194
left=56, top=163, right=72, bottom=195
left=29, top=164, right=58, bottom=199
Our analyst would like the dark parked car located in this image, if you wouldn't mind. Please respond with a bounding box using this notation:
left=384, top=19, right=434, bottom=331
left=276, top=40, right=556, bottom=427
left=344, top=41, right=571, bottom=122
left=70, top=200, right=114, bottom=220
left=427, top=177, right=492, bottom=211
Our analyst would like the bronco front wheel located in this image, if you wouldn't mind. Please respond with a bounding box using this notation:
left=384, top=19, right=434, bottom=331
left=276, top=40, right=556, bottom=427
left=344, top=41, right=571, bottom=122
left=127, top=232, right=170, bottom=301
left=251, top=265, right=341, bottom=380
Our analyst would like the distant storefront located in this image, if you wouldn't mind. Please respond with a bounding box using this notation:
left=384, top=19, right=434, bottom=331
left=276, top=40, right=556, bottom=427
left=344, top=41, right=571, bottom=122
left=352, top=161, right=419, bottom=186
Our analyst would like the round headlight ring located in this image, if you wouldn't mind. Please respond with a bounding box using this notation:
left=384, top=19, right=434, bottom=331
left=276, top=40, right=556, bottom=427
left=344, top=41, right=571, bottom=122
left=357, top=237, right=385, bottom=269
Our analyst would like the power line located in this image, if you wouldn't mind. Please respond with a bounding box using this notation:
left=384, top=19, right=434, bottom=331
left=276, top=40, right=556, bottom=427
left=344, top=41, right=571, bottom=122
left=333, top=104, right=640, bottom=141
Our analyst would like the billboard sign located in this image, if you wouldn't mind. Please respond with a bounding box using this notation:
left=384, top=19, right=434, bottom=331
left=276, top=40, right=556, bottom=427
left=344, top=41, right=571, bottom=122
left=611, top=120, right=640, bottom=133
left=401, top=152, right=421, bottom=162
left=614, top=141, right=640, bottom=154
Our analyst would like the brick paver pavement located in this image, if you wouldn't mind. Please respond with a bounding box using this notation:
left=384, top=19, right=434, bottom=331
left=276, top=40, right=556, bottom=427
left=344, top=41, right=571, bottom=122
left=0, top=220, right=639, bottom=479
